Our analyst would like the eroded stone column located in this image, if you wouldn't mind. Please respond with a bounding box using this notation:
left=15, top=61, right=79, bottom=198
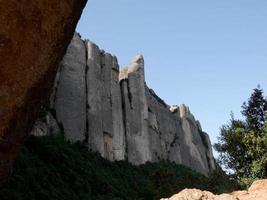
left=120, top=55, right=152, bottom=164
left=53, top=33, right=87, bottom=142
left=86, top=41, right=104, bottom=156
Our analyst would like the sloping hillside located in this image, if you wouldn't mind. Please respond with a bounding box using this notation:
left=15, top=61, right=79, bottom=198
left=0, top=134, right=237, bottom=200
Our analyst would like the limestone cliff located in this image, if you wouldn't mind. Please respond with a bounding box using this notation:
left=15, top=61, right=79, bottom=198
left=31, top=33, right=216, bottom=175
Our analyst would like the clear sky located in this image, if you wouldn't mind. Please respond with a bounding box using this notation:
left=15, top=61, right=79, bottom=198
left=77, top=0, right=267, bottom=155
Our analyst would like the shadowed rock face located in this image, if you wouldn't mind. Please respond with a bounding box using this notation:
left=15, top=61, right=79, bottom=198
left=0, top=0, right=87, bottom=183
left=161, top=179, right=267, bottom=200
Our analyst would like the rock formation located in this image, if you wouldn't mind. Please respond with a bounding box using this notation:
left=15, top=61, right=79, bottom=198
left=31, top=33, right=216, bottom=175
left=120, top=55, right=152, bottom=164
left=161, top=179, right=267, bottom=200
left=0, top=0, right=87, bottom=183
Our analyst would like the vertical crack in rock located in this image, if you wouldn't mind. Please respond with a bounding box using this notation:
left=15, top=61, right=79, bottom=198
left=50, top=64, right=63, bottom=108
left=28, top=36, right=216, bottom=176
left=86, top=40, right=104, bottom=156
left=49, top=63, right=64, bottom=134
left=101, top=52, right=114, bottom=161
left=118, top=55, right=152, bottom=165
left=120, top=80, right=129, bottom=160
left=110, top=56, right=126, bottom=161
left=84, top=39, right=89, bottom=144
left=126, top=79, right=134, bottom=110
left=52, top=33, right=87, bottom=142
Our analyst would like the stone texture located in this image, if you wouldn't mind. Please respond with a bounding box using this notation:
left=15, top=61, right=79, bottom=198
left=86, top=41, right=104, bottom=155
left=178, top=104, right=213, bottom=174
left=31, top=36, right=215, bottom=174
left=202, top=131, right=217, bottom=170
left=161, top=189, right=236, bottom=200
left=86, top=40, right=126, bottom=160
left=120, top=55, right=152, bottom=164
left=34, top=37, right=126, bottom=161
left=0, top=0, right=87, bottom=182
left=30, top=119, right=50, bottom=137
left=161, top=179, right=267, bottom=200
left=30, top=112, right=60, bottom=137
left=146, top=91, right=215, bottom=175
left=146, top=87, right=183, bottom=163
left=52, top=33, right=87, bottom=142
left=110, top=56, right=126, bottom=161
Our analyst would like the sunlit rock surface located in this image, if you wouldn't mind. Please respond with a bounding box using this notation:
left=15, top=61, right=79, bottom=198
left=161, top=179, right=267, bottom=200
left=31, top=34, right=216, bottom=175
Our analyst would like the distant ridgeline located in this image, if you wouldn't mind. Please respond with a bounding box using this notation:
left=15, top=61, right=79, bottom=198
left=31, top=32, right=215, bottom=175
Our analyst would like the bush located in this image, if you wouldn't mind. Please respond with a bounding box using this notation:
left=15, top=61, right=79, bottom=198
left=0, top=134, right=237, bottom=200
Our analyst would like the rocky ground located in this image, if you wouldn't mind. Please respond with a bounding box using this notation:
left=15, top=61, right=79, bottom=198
left=161, top=179, right=267, bottom=200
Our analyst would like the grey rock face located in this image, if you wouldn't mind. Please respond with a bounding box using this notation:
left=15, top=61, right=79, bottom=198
left=30, top=119, right=50, bottom=137
left=86, top=41, right=105, bottom=156
left=30, top=112, right=60, bottom=137
left=52, top=33, right=87, bottom=142
left=145, top=88, right=214, bottom=175
left=146, top=87, right=183, bottom=163
left=178, top=105, right=216, bottom=174
left=120, top=55, right=152, bottom=164
left=110, top=56, right=126, bottom=161
left=85, top=41, right=126, bottom=160
left=30, top=34, right=215, bottom=175
left=202, top=132, right=216, bottom=170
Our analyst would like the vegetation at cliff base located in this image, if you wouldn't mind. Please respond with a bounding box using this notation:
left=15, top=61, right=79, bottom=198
left=215, top=86, right=267, bottom=188
left=0, top=134, right=237, bottom=200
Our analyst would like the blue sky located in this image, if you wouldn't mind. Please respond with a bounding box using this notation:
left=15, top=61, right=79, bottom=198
left=77, top=0, right=267, bottom=154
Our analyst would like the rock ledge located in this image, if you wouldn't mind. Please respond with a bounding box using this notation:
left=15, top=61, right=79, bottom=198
left=162, top=179, right=267, bottom=200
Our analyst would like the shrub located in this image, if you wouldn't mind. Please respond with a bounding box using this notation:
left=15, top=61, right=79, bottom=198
left=0, top=134, right=237, bottom=200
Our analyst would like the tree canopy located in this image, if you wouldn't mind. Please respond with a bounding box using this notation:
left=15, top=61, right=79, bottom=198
left=215, top=86, right=267, bottom=187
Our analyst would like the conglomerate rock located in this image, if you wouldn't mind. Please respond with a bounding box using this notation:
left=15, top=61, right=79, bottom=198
left=161, top=179, right=267, bottom=200
left=0, top=0, right=87, bottom=183
left=31, top=35, right=216, bottom=175
left=85, top=40, right=125, bottom=160
left=52, top=32, right=87, bottom=142
left=120, top=55, right=152, bottom=164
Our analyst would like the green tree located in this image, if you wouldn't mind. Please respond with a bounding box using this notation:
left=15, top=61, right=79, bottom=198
left=214, top=116, right=249, bottom=178
left=215, top=86, right=267, bottom=187
left=241, top=86, right=267, bottom=134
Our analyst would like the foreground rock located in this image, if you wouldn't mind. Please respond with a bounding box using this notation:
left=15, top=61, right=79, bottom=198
left=31, top=35, right=216, bottom=175
left=161, top=179, right=267, bottom=200
left=0, top=0, right=87, bottom=183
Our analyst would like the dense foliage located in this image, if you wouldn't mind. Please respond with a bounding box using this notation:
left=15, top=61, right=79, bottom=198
left=0, top=134, right=237, bottom=200
left=215, top=86, right=267, bottom=187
